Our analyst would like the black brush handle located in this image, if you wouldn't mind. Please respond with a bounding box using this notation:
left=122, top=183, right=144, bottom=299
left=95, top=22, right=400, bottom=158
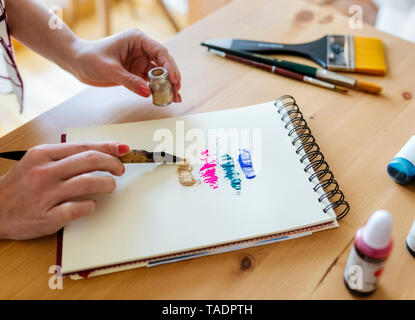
left=0, top=151, right=26, bottom=161
left=230, top=36, right=328, bottom=68
left=0, top=150, right=183, bottom=163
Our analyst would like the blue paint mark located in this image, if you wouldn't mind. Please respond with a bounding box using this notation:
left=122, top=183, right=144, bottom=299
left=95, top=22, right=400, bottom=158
left=221, top=154, right=242, bottom=194
left=238, top=149, right=256, bottom=179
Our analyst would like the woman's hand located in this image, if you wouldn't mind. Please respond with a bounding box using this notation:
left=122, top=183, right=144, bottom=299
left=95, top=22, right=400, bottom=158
left=71, top=29, right=182, bottom=102
left=5, top=3, right=181, bottom=101
left=0, top=142, right=130, bottom=240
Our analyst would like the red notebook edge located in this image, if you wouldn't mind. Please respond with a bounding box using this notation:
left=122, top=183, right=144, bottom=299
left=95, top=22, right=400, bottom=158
left=55, top=134, right=66, bottom=269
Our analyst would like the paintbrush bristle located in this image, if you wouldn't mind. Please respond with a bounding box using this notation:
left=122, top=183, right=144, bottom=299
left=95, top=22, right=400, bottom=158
left=354, top=37, right=386, bottom=75
left=355, top=80, right=383, bottom=94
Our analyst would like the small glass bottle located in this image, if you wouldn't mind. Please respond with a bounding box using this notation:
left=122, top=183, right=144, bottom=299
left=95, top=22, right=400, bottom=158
left=148, top=67, right=174, bottom=107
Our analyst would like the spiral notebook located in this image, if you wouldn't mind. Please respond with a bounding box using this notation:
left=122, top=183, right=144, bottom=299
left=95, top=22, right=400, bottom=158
left=57, top=95, right=349, bottom=279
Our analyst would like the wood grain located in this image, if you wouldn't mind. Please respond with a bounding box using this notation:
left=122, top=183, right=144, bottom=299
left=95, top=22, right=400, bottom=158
left=188, top=0, right=232, bottom=24
left=1, top=0, right=415, bottom=299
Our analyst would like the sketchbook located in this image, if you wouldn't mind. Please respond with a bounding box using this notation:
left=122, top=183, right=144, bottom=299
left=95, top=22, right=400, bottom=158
left=57, top=95, right=349, bottom=279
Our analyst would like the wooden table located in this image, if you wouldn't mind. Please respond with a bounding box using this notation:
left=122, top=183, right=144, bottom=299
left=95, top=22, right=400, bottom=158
left=1, top=0, right=415, bottom=299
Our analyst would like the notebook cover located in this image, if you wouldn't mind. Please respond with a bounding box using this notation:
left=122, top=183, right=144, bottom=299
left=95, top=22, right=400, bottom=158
left=66, top=220, right=334, bottom=279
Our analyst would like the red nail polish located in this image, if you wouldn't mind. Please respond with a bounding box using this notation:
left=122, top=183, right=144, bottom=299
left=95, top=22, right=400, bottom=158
left=138, top=84, right=151, bottom=97
left=117, top=144, right=130, bottom=154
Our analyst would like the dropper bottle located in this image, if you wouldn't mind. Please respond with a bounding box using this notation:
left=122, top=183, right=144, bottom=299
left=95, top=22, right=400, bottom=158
left=344, top=210, right=393, bottom=296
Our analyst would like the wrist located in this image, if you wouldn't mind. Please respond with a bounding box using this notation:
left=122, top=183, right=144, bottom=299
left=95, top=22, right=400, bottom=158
left=65, top=37, right=92, bottom=80
left=60, top=34, right=85, bottom=76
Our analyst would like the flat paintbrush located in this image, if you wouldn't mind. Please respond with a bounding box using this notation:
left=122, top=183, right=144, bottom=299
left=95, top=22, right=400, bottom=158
left=201, top=42, right=382, bottom=94
left=0, top=149, right=184, bottom=163
left=204, top=35, right=387, bottom=75
left=207, top=48, right=347, bottom=93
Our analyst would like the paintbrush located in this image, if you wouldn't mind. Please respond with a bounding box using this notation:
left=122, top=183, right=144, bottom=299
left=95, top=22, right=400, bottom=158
left=201, top=42, right=382, bottom=94
left=204, top=35, right=387, bottom=75
left=0, top=149, right=184, bottom=163
left=207, top=48, right=348, bottom=93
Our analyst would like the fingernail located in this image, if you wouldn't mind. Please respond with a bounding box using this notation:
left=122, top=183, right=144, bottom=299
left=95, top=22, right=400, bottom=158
left=122, top=166, right=126, bottom=175
left=117, top=144, right=130, bottom=154
left=138, top=84, right=151, bottom=97
left=178, top=93, right=182, bottom=103
left=176, top=81, right=181, bottom=91
left=174, top=72, right=178, bottom=82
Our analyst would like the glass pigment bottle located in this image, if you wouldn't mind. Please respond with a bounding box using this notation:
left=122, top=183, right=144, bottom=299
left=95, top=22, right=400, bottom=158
left=148, top=67, right=174, bottom=106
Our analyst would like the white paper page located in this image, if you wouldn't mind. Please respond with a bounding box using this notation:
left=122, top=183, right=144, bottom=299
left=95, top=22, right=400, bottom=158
left=62, top=101, right=336, bottom=274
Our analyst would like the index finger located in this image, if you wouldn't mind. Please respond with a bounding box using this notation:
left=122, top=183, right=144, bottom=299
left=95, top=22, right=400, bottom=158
left=38, top=142, right=130, bottom=161
left=141, top=36, right=181, bottom=87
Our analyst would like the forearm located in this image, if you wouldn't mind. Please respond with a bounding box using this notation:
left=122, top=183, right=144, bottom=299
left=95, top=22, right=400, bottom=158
left=4, top=2, right=182, bottom=100
left=5, top=0, right=80, bottom=74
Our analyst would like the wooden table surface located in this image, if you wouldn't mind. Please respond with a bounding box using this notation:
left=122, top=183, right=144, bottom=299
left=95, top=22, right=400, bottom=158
left=1, top=0, right=415, bottom=299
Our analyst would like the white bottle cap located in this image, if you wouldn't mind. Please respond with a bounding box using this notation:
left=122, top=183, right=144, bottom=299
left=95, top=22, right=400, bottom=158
left=395, top=135, right=415, bottom=165
left=362, top=210, right=393, bottom=249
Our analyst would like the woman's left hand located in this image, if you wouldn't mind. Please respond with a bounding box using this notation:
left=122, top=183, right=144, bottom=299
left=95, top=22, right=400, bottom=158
left=70, top=29, right=182, bottom=102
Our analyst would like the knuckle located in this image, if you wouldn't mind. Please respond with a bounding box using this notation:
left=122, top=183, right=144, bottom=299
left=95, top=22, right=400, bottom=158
left=158, top=46, right=169, bottom=57
left=125, top=74, right=138, bottom=90
left=77, top=143, right=91, bottom=153
left=25, top=145, right=47, bottom=161
left=101, top=142, right=117, bottom=155
left=25, top=165, right=51, bottom=186
left=128, top=28, right=143, bottom=37
left=104, top=142, right=114, bottom=153
left=60, top=203, right=74, bottom=221
left=83, top=150, right=101, bottom=166
left=125, top=28, right=144, bottom=44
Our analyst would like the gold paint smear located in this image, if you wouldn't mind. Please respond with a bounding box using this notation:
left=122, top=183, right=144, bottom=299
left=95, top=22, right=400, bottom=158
left=177, top=160, right=198, bottom=186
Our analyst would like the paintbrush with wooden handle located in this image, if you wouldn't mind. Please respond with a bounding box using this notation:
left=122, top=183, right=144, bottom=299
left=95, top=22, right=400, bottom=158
left=0, top=149, right=184, bottom=164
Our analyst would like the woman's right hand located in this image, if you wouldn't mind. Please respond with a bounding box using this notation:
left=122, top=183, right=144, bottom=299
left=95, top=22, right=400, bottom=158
left=0, top=142, right=130, bottom=240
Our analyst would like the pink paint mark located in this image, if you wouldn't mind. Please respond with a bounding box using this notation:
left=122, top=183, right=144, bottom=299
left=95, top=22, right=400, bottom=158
left=200, top=149, right=219, bottom=189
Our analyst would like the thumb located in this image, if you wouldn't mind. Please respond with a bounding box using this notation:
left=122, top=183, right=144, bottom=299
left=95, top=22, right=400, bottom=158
left=116, top=70, right=151, bottom=98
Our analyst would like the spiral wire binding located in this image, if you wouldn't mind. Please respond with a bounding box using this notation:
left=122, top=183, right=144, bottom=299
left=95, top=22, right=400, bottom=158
left=274, top=95, right=350, bottom=220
